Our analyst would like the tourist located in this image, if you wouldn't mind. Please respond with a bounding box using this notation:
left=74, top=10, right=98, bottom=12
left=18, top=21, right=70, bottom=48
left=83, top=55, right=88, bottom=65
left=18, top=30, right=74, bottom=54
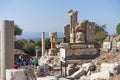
left=23, top=59, right=27, bottom=67
left=14, top=62, right=20, bottom=69
left=34, top=58, right=38, bottom=66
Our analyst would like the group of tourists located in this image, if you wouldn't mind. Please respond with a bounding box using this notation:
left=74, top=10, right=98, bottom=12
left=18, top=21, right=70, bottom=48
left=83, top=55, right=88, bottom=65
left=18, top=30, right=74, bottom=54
left=14, top=56, right=39, bottom=69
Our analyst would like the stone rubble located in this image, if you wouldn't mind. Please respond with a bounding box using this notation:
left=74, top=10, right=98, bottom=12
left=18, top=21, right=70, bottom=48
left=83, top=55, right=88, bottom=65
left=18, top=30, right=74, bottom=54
left=90, top=71, right=110, bottom=80
left=70, top=68, right=86, bottom=79
left=101, top=62, right=120, bottom=75
left=6, top=69, right=27, bottom=80
left=65, top=61, right=120, bottom=80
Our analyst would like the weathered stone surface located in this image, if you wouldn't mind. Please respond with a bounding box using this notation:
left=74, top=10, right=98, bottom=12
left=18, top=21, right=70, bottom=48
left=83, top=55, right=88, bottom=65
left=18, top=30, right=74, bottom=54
left=79, top=75, right=90, bottom=80
left=86, top=71, right=93, bottom=76
left=6, top=69, right=27, bottom=80
left=67, top=64, right=79, bottom=76
left=117, top=41, right=120, bottom=48
left=0, top=20, right=14, bottom=80
left=64, top=24, right=70, bottom=42
left=60, top=43, right=70, bottom=49
left=68, top=10, right=78, bottom=43
left=70, top=45, right=87, bottom=49
left=37, top=65, right=49, bottom=77
left=49, top=32, right=57, bottom=49
left=90, top=71, right=110, bottom=80
left=75, top=32, right=85, bottom=43
left=37, top=76, right=72, bottom=80
left=86, top=22, right=95, bottom=42
left=101, top=62, right=120, bottom=75
left=37, top=76, right=57, bottom=80
left=103, top=41, right=111, bottom=49
left=82, top=62, right=96, bottom=72
left=70, top=68, right=86, bottom=79
left=73, top=48, right=97, bottom=56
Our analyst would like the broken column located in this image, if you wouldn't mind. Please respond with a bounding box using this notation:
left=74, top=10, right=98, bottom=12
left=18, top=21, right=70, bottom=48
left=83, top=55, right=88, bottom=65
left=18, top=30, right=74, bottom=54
left=0, top=20, right=14, bottom=80
left=68, top=10, right=78, bottom=43
left=42, top=32, right=45, bottom=56
left=64, top=24, right=70, bottom=42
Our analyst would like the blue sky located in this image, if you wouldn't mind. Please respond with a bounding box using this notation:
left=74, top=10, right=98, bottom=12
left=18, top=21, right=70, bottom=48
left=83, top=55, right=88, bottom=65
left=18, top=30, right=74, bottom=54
left=0, top=0, right=120, bottom=35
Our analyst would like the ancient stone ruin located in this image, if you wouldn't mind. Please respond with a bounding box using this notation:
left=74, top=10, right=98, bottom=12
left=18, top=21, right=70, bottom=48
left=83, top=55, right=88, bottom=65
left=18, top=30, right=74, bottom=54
left=61, top=10, right=98, bottom=61
left=49, top=32, right=58, bottom=56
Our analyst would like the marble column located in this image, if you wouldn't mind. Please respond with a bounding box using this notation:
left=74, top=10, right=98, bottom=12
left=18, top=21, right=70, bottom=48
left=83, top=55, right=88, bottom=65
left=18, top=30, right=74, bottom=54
left=0, top=20, right=14, bottom=80
left=68, top=10, right=78, bottom=43
left=42, top=32, right=45, bottom=56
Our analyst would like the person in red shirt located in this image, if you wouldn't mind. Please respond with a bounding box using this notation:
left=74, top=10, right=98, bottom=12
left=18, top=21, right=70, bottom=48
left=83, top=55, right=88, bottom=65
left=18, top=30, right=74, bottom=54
left=14, top=62, right=20, bottom=69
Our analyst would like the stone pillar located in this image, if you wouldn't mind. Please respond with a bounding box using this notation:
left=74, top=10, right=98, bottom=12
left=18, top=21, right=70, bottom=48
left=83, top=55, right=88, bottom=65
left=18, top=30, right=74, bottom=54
left=42, top=32, right=45, bottom=56
left=0, top=20, right=14, bottom=80
left=64, top=24, right=70, bottom=42
left=68, top=10, right=78, bottom=43
left=82, top=20, right=88, bottom=43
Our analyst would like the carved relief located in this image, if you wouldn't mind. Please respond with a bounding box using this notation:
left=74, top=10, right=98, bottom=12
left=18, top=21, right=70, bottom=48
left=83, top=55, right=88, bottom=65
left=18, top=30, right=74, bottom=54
left=49, top=32, right=57, bottom=49
left=76, top=32, right=85, bottom=42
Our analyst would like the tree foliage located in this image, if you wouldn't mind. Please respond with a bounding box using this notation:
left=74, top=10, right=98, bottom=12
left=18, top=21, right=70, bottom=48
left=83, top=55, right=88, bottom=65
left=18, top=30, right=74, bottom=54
left=14, top=24, right=22, bottom=36
left=35, top=40, right=41, bottom=48
left=95, top=24, right=108, bottom=42
left=45, top=39, right=51, bottom=49
left=23, top=42, right=35, bottom=56
left=116, top=23, right=120, bottom=35
left=23, top=39, right=51, bottom=56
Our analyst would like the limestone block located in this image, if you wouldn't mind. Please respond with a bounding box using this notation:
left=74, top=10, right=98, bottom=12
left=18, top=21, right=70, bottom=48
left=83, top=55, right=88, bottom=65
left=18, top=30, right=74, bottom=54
left=88, top=45, right=94, bottom=48
left=6, top=69, right=27, bottom=80
left=117, top=41, right=120, bottom=48
left=60, top=43, right=70, bottom=49
left=73, top=48, right=97, bottom=56
left=90, top=71, right=110, bottom=80
left=101, top=62, right=120, bottom=75
left=37, top=76, right=57, bottom=80
left=70, top=45, right=87, bottom=49
left=103, top=42, right=111, bottom=49
left=80, top=75, right=90, bottom=80
left=66, top=49, right=73, bottom=56
left=82, top=62, right=95, bottom=72
left=70, top=68, right=86, bottom=79
left=59, top=78, right=72, bottom=80
left=37, top=76, right=72, bottom=80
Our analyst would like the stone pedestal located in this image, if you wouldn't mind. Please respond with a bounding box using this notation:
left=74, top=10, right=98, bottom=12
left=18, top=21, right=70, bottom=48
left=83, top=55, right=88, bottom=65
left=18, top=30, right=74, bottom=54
left=0, top=20, right=14, bottom=80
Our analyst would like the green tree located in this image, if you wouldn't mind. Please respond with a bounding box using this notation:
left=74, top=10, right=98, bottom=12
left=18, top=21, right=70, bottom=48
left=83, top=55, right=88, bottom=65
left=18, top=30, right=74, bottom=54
left=14, top=24, right=22, bottom=36
left=95, top=24, right=108, bottom=42
left=116, top=23, right=120, bottom=35
left=23, top=42, right=35, bottom=56
left=45, top=39, right=51, bottom=49
left=95, top=32, right=107, bottom=42
left=35, top=40, right=41, bottom=48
